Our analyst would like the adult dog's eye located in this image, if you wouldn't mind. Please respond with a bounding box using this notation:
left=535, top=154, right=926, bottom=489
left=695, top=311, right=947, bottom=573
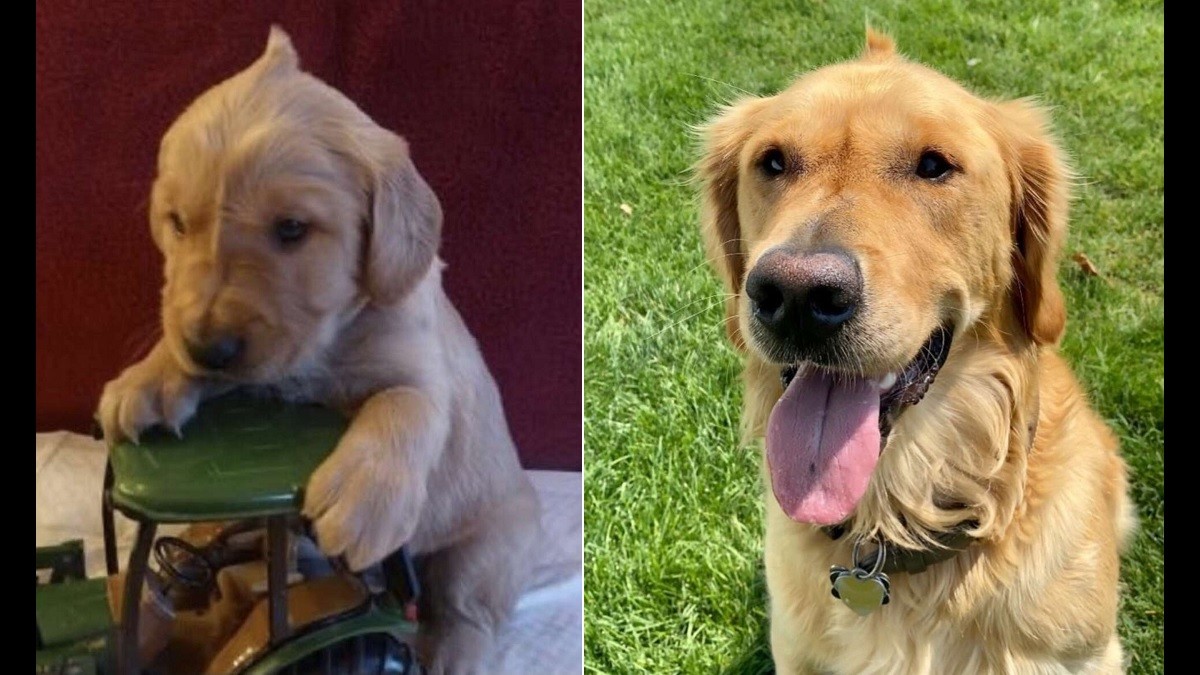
left=273, top=218, right=310, bottom=246
left=168, top=211, right=185, bottom=235
left=759, top=148, right=787, bottom=177
left=915, top=151, right=954, bottom=180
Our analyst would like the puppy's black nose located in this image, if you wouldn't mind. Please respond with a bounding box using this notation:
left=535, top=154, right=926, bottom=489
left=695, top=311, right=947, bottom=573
left=746, top=247, right=862, bottom=348
left=186, top=334, right=245, bottom=371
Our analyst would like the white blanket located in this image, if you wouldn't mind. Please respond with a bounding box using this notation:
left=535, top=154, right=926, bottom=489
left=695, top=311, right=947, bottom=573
left=36, top=431, right=582, bottom=674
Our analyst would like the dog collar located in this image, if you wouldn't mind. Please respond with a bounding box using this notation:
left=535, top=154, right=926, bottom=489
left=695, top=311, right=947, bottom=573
left=822, top=522, right=978, bottom=616
left=821, top=521, right=978, bottom=575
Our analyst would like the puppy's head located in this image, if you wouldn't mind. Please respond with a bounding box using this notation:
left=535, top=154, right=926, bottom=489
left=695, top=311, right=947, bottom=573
left=149, top=27, right=441, bottom=381
left=698, top=30, right=1070, bottom=525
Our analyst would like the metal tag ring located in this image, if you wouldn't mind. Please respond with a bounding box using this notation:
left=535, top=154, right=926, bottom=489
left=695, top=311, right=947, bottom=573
left=851, top=537, right=887, bottom=577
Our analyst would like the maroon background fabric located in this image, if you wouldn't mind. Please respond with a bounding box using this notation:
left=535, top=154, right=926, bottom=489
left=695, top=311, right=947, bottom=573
left=35, top=2, right=581, bottom=470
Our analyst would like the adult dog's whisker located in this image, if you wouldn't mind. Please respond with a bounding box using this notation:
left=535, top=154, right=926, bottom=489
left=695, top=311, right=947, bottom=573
left=650, top=299, right=730, bottom=340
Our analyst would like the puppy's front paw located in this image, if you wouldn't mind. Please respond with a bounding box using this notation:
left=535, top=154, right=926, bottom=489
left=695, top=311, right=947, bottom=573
left=97, top=354, right=201, bottom=444
left=303, top=436, right=427, bottom=570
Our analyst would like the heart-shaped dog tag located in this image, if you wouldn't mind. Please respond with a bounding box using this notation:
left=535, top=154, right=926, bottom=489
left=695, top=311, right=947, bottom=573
left=829, top=566, right=890, bottom=617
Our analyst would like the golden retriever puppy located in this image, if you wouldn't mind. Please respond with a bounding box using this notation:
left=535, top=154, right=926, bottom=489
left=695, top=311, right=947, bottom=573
left=96, top=27, right=540, bottom=673
left=697, top=30, right=1135, bottom=674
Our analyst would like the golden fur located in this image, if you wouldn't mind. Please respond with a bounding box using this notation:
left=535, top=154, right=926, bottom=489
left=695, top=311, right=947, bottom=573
left=97, top=28, right=540, bottom=673
left=697, top=30, right=1135, bottom=674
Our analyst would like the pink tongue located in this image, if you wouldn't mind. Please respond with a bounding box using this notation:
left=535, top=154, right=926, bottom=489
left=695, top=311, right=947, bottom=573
left=766, top=369, right=882, bottom=525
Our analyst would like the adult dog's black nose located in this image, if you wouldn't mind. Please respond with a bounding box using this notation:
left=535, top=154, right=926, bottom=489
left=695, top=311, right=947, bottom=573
left=186, top=334, right=245, bottom=371
left=745, top=247, right=862, bottom=348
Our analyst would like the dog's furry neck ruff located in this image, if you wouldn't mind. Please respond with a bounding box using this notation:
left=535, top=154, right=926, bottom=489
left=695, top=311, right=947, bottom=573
left=818, top=392, right=1039, bottom=578
left=818, top=368, right=1042, bottom=577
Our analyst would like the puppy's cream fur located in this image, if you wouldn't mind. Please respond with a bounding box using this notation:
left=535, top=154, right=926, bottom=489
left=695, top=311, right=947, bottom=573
left=698, top=30, right=1135, bottom=674
left=97, top=28, right=540, bottom=673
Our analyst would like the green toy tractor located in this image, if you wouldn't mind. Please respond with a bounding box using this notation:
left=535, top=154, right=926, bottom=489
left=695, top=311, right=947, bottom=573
left=35, top=393, right=422, bottom=674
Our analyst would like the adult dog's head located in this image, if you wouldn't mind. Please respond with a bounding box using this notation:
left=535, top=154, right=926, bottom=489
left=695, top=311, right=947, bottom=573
left=698, top=30, right=1070, bottom=529
left=149, top=27, right=441, bottom=382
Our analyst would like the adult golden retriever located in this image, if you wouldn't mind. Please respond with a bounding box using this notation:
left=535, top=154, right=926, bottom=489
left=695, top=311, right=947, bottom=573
left=697, top=30, right=1134, bottom=674
left=96, top=27, right=540, bottom=674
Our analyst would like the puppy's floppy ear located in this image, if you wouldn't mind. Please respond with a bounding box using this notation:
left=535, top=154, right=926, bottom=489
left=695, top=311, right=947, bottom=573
left=995, top=98, right=1071, bottom=345
left=696, top=95, right=773, bottom=350
left=355, top=129, right=443, bottom=305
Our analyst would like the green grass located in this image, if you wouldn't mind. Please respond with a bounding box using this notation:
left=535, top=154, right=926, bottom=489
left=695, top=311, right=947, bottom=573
left=583, top=1, right=1163, bottom=673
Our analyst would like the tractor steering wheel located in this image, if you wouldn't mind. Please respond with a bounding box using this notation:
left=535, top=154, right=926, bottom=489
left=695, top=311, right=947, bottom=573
left=153, top=536, right=216, bottom=591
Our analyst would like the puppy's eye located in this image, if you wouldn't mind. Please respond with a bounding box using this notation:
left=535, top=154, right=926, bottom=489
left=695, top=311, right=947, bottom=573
left=915, top=151, right=954, bottom=180
left=168, top=211, right=185, bottom=235
left=759, top=148, right=787, bottom=177
left=273, top=218, right=310, bottom=246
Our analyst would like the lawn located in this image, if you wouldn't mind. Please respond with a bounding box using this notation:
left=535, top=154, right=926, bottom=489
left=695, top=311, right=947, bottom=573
left=582, top=1, right=1163, bottom=673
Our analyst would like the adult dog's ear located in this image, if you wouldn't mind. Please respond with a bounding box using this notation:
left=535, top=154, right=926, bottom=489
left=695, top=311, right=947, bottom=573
left=354, top=129, right=443, bottom=306
left=696, top=95, right=773, bottom=350
left=996, top=98, right=1071, bottom=345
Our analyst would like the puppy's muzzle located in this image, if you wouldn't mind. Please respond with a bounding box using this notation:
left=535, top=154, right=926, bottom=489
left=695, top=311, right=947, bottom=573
left=746, top=246, right=862, bottom=353
left=185, top=333, right=245, bottom=371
